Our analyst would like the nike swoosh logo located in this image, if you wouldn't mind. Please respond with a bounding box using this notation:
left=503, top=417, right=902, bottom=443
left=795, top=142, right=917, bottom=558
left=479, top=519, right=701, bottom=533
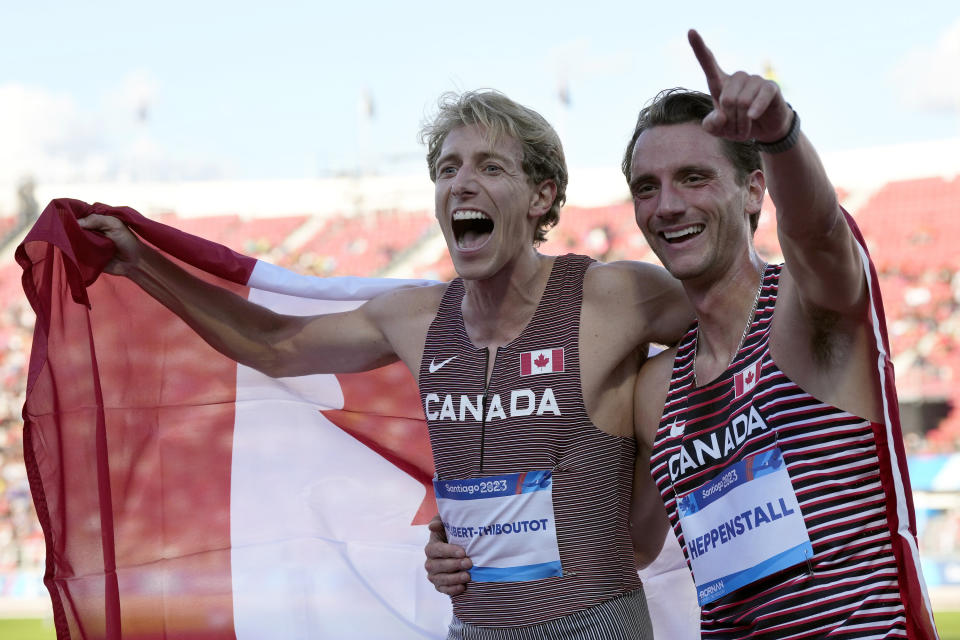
left=668, top=419, right=685, bottom=438
left=429, top=355, right=458, bottom=374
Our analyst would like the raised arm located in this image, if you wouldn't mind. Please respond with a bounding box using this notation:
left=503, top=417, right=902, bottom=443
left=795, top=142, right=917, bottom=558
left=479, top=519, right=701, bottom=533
left=689, top=29, right=866, bottom=316
left=78, top=213, right=425, bottom=378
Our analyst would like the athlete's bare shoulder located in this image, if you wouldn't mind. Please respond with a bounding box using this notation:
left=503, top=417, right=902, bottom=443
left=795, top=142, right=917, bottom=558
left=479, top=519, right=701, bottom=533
left=583, top=259, right=692, bottom=346
left=584, top=259, right=675, bottom=297
left=364, top=281, right=449, bottom=373
left=365, top=280, right=447, bottom=313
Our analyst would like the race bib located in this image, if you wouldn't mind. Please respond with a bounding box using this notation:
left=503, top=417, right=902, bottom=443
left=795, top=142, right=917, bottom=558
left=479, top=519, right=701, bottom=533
left=434, top=470, right=562, bottom=582
left=676, top=448, right=813, bottom=605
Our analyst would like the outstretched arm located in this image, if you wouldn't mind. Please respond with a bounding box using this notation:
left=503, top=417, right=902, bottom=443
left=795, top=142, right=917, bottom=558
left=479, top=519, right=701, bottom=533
left=689, top=29, right=865, bottom=316
left=78, top=213, right=404, bottom=378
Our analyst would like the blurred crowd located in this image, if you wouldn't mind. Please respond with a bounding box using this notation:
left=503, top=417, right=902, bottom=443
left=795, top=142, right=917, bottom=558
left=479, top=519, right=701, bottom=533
left=0, top=297, right=43, bottom=578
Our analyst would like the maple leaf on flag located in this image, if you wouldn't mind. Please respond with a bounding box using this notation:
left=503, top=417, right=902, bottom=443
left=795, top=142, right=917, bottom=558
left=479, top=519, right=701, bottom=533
left=745, top=371, right=754, bottom=384
left=534, top=353, right=550, bottom=368
left=321, top=362, right=436, bottom=525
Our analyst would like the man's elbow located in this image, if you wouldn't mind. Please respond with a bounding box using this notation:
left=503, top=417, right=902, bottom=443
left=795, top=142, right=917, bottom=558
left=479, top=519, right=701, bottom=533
left=631, top=504, right=671, bottom=569
left=633, top=534, right=667, bottom=570
left=235, top=340, right=305, bottom=379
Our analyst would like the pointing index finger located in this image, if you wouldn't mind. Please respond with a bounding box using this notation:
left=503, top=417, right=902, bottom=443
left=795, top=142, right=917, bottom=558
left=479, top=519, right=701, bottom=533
left=688, top=29, right=726, bottom=101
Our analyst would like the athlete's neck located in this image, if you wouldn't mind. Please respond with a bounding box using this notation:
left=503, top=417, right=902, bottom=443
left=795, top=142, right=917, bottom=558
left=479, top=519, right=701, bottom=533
left=688, top=253, right=766, bottom=384
left=461, top=251, right=554, bottom=350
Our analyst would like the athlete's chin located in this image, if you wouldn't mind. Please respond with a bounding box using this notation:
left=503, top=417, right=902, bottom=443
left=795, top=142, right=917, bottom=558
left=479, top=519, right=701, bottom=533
left=658, top=257, right=706, bottom=283
left=450, top=250, right=505, bottom=282
left=451, top=257, right=496, bottom=282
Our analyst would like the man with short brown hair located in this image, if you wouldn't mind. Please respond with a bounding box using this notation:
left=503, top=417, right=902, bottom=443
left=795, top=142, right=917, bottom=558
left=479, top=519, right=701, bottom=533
left=628, top=30, right=938, bottom=637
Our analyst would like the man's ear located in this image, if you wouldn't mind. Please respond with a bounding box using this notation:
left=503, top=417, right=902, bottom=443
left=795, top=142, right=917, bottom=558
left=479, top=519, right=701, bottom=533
left=529, top=179, right=558, bottom=219
left=745, top=169, right=765, bottom=215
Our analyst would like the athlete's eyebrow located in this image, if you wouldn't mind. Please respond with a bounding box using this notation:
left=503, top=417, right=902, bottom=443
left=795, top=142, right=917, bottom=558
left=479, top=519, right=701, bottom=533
left=630, top=165, right=718, bottom=191
left=474, top=150, right=514, bottom=163
left=435, top=150, right=461, bottom=169
left=629, top=173, right=656, bottom=191
left=675, top=164, right=717, bottom=178
left=436, top=149, right=516, bottom=170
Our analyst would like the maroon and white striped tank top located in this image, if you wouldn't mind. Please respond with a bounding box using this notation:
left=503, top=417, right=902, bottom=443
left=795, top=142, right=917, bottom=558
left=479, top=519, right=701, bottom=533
left=419, top=254, right=642, bottom=627
left=650, top=263, right=929, bottom=638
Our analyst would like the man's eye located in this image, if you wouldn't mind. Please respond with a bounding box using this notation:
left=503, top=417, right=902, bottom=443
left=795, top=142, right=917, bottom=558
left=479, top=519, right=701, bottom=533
left=482, top=164, right=502, bottom=173
left=683, top=174, right=705, bottom=184
left=633, top=184, right=656, bottom=198
left=438, top=166, right=457, bottom=177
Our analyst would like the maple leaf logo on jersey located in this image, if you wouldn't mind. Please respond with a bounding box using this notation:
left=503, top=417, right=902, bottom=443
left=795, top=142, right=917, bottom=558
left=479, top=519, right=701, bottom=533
left=734, top=360, right=764, bottom=400
left=669, top=418, right=686, bottom=438
left=521, top=348, right=565, bottom=376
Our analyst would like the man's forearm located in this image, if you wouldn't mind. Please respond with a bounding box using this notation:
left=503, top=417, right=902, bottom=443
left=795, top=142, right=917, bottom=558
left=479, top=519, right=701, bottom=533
left=126, top=244, right=296, bottom=376
left=762, top=130, right=841, bottom=241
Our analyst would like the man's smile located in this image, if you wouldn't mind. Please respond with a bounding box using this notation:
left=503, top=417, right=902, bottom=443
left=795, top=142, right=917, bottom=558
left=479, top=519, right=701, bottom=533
left=452, top=209, right=495, bottom=250
left=661, top=223, right=705, bottom=244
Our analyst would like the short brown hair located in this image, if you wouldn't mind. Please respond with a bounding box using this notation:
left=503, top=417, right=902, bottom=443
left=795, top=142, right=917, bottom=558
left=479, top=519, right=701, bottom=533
left=421, top=90, right=567, bottom=244
left=622, top=88, right=762, bottom=232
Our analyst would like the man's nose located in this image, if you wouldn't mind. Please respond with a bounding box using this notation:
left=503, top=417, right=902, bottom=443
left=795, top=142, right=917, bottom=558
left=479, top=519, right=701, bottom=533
left=656, top=184, right=685, bottom=217
left=451, top=169, right=477, bottom=198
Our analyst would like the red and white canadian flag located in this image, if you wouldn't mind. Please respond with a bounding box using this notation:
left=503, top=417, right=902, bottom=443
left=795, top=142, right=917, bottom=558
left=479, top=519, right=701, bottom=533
left=17, top=199, right=450, bottom=639
left=18, top=199, right=700, bottom=640
left=733, top=359, right=764, bottom=400
left=520, top=348, right=564, bottom=376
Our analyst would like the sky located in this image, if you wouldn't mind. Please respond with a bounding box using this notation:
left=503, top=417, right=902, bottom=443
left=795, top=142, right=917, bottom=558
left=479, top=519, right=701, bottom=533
left=2, top=1, right=959, bottom=187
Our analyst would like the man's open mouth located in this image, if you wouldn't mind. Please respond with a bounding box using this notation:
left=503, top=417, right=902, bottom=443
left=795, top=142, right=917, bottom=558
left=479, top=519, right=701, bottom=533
left=661, top=224, right=704, bottom=244
left=452, top=210, right=494, bottom=249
